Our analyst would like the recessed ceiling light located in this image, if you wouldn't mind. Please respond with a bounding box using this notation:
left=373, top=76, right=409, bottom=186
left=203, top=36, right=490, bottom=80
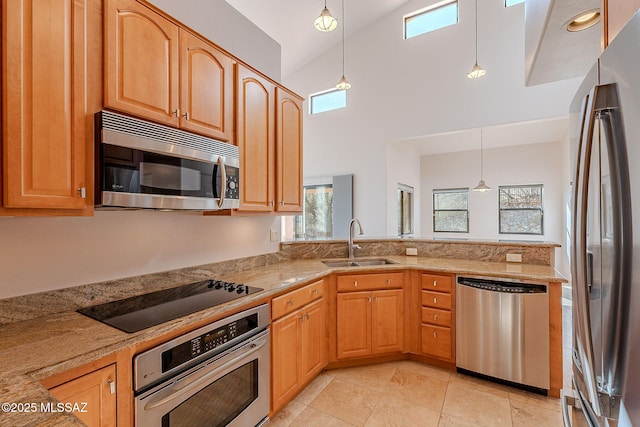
left=567, top=10, right=600, bottom=32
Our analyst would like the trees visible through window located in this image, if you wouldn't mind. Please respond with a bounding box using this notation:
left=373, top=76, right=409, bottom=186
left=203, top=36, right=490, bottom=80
left=433, top=188, right=469, bottom=232
left=293, top=184, right=333, bottom=239
left=499, top=184, right=544, bottom=235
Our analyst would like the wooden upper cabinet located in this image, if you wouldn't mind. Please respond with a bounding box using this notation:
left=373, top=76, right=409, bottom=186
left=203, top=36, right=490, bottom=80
left=2, top=0, right=93, bottom=211
left=237, top=66, right=275, bottom=211
left=179, top=31, right=234, bottom=142
left=275, top=88, right=303, bottom=212
left=603, top=0, right=640, bottom=47
left=105, top=0, right=179, bottom=126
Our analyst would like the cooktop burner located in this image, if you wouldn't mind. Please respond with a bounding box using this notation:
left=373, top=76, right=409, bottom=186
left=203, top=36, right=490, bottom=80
left=77, top=279, right=263, bottom=333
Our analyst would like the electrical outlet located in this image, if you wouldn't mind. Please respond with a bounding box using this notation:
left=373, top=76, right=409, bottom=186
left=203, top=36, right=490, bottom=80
left=506, top=253, right=522, bottom=263
left=270, top=229, right=280, bottom=242
left=406, top=248, right=418, bottom=256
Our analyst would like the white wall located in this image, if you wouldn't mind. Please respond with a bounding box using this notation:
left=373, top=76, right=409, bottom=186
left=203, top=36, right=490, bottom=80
left=284, top=0, right=583, bottom=237
left=420, top=140, right=569, bottom=274
left=147, top=0, right=281, bottom=81
left=0, top=213, right=280, bottom=299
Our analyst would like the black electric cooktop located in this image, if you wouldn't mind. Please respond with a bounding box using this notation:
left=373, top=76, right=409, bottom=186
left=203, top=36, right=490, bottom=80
left=77, top=279, right=263, bottom=333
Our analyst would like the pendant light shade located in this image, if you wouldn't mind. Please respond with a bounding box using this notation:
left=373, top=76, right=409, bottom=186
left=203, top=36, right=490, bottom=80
left=472, top=129, right=491, bottom=192
left=336, top=0, right=351, bottom=90
left=314, top=1, right=337, bottom=32
left=467, top=0, right=486, bottom=79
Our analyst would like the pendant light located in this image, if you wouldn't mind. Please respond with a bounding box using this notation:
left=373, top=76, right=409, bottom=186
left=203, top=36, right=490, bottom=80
left=314, top=0, right=338, bottom=32
left=473, top=129, right=491, bottom=192
left=467, top=0, right=486, bottom=79
left=336, top=0, right=351, bottom=90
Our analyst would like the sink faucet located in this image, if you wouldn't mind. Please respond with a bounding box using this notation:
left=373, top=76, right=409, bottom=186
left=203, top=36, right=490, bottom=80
left=348, top=218, right=364, bottom=259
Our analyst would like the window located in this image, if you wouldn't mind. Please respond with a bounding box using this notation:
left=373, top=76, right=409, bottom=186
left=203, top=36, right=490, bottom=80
left=309, top=88, right=346, bottom=115
left=404, top=0, right=458, bottom=39
left=499, top=184, right=544, bottom=234
left=505, top=0, right=524, bottom=6
left=293, top=184, right=334, bottom=239
left=398, top=183, right=414, bottom=236
left=433, top=188, right=469, bottom=232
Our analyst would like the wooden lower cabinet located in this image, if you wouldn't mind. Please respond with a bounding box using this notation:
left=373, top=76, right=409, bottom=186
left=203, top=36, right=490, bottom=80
left=49, top=364, right=117, bottom=427
left=271, top=289, right=326, bottom=413
left=419, top=273, right=455, bottom=362
left=336, top=289, right=404, bottom=359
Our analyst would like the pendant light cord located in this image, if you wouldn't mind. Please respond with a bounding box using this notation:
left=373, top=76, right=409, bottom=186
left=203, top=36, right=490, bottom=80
left=474, top=0, right=478, bottom=64
left=341, top=0, right=346, bottom=75
left=480, top=129, right=484, bottom=179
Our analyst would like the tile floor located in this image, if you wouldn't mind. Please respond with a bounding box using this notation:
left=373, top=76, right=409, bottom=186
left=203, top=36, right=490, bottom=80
left=269, top=293, right=572, bottom=427
left=268, top=360, right=564, bottom=427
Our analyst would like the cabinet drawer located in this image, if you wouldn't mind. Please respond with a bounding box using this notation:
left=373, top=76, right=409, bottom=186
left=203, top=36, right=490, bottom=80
left=421, top=274, right=452, bottom=293
left=421, top=307, right=451, bottom=327
left=421, top=324, right=452, bottom=360
left=272, top=280, right=325, bottom=320
left=421, top=291, right=451, bottom=310
left=337, top=273, right=404, bottom=292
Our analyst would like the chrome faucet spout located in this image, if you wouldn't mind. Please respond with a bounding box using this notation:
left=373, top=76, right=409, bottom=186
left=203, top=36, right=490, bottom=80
left=348, top=218, right=364, bottom=259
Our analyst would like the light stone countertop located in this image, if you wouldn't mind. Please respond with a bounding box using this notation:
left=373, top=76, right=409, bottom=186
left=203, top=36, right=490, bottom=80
left=0, top=256, right=566, bottom=426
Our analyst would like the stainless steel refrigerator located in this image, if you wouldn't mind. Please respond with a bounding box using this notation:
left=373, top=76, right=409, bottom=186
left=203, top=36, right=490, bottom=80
left=566, top=11, right=640, bottom=427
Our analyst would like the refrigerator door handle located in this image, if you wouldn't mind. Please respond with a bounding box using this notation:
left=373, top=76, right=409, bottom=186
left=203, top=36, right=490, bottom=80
left=572, top=86, right=601, bottom=413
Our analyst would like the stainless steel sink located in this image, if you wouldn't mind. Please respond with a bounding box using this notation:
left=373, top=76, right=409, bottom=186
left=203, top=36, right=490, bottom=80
left=322, top=258, right=397, bottom=267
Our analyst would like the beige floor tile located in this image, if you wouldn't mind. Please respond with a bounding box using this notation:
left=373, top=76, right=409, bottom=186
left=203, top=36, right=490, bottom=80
left=508, top=389, right=562, bottom=413
left=442, top=380, right=512, bottom=427
left=290, top=406, right=356, bottom=427
left=448, top=372, right=512, bottom=398
left=268, top=400, right=307, bottom=427
left=392, top=360, right=452, bottom=383
left=384, top=368, right=449, bottom=412
left=334, top=362, right=398, bottom=392
left=438, top=414, right=485, bottom=427
left=295, top=372, right=335, bottom=405
left=510, top=398, right=563, bottom=427
left=309, top=378, right=382, bottom=426
left=364, top=394, right=441, bottom=427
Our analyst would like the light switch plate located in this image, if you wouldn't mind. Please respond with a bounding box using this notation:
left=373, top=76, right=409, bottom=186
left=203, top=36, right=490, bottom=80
left=406, top=248, right=418, bottom=256
left=270, top=229, right=280, bottom=242
left=506, top=253, right=522, bottom=263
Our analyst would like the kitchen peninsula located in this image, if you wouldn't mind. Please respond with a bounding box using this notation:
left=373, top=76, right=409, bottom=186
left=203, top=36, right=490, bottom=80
left=0, top=239, right=566, bottom=426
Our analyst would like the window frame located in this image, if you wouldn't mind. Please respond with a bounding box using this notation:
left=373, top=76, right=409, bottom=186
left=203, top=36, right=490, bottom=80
left=432, top=187, right=469, bottom=233
left=403, top=0, right=459, bottom=40
left=309, top=87, right=347, bottom=115
left=397, top=183, right=414, bottom=236
left=498, top=184, right=544, bottom=235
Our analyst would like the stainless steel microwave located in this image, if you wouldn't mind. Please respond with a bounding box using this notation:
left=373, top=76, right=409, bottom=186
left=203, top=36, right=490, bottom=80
left=95, top=110, right=239, bottom=210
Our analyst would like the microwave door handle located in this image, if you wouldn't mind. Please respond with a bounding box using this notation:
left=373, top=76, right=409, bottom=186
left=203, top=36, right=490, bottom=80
left=143, top=336, right=268, bottom=411
left=216, top=157, right=226, bottom=208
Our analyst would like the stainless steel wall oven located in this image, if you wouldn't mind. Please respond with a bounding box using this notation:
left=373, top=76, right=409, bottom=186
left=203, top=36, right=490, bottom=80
left=134, top=305, right=270, bottom=426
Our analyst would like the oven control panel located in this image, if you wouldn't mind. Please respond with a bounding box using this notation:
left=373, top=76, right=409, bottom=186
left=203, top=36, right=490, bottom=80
left=133, top=304, right=269, bottom=393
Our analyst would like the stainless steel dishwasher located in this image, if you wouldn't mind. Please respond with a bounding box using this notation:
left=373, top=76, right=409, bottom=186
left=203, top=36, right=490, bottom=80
left=456, top=276, right=550, bottom=392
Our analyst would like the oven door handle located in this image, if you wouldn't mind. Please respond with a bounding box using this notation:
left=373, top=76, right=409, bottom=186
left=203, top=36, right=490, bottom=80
left=143, top=336, right=268, bottom=411
left=216, top=156, right=226, bottom=208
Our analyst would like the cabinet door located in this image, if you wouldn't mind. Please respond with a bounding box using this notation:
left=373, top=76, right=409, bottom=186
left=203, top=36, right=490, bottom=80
left=179, top=31, right=234, bottom=141
left=3, top=0, right=88, bottom=210
left=105, top=0, right=179, bottom=126
left=49, top=364, right=116, bottom=427
left=271, top=310, right=300, bottom=411
left=336, top=292, right=372, bottom=359
left=237, top=66, right=275, bottom=211
left=275, top=88, right=303, bottom=212
left=300, top=299, right=327, bottom=384
left=372, top=289, right=404, bottom=354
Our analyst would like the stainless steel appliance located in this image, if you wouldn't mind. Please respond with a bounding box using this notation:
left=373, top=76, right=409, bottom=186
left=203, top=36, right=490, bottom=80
left=134, top=304, right=270, bottom=426
left=77, top=279, right=263, bottom=333
left=95, top=110, right=239, bottom=210
left=565, top=11, right=640, bottom=427
left=456, top=276, right=550, bottom=391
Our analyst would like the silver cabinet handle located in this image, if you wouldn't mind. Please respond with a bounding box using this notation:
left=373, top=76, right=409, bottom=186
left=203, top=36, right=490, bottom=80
left=433, top=331, right=437, bottom=338
left=106, top=379, right=116, bottom=395
left=286, top=299, right=294, bottom=306
left=434, top=314, right=438, bottom=321
left=433, top=280, right=437, bottom=287
left=312, top=289, right=318, bottom=295
left=173, top=109, right=180, bottom=117
left=387, top=278, right=391, bottom=285
left=182, top=112, right=190, bottom=120
left=354, top=281, right=358, bottom=287
left=368, top=296, right=372, bottom=303
left=77, top=187, right=86, bottom=199
left=270, top=200, right=275, bottom=206
left=433, top=297, right=437, bottom=304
